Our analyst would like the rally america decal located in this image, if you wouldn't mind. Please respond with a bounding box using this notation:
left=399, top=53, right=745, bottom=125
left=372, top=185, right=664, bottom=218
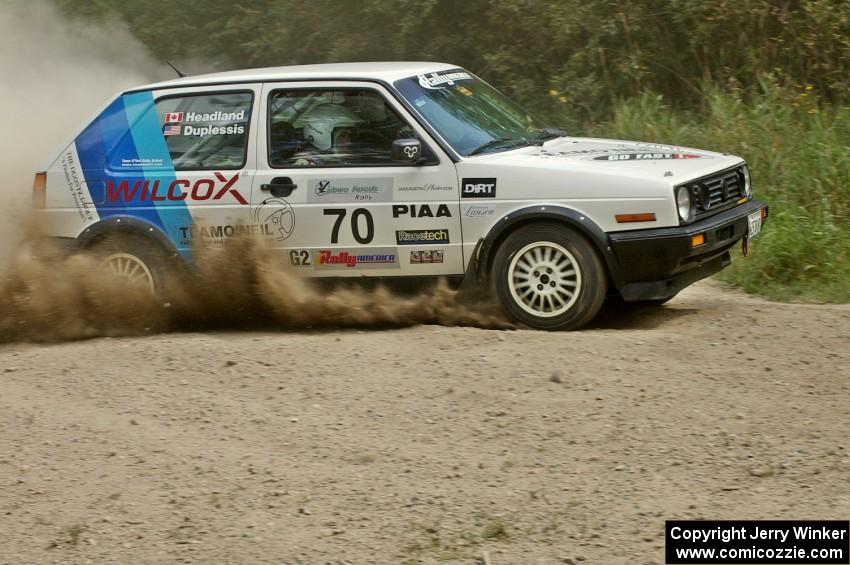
left=314, top=247, right=400, bottom=270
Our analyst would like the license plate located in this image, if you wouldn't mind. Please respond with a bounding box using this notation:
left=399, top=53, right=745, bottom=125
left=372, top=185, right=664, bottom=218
left=747, top=211, right=762, bottom=238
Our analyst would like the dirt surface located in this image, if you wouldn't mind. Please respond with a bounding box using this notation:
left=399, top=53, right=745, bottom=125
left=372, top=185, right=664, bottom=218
left=1, top=280, right=849, bottom=565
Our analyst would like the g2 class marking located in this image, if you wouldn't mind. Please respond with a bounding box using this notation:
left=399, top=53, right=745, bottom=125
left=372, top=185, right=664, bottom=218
left=289, top=249, right=312, bottom=267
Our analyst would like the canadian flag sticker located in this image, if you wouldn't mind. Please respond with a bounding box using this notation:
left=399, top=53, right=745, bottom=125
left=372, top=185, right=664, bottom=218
left=163, top=112, right=184, bottom=123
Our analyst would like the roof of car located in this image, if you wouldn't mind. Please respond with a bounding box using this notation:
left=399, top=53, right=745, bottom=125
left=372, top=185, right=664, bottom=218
left=136, top=62, right=460, bottom=91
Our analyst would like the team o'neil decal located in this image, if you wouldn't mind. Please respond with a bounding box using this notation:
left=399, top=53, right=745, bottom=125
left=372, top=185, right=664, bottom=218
left=594, top=153, right=702, bottom=161
left=461, top=178, right=497, bottom=198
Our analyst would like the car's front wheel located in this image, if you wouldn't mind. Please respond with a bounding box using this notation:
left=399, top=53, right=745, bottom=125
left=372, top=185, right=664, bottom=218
left=492, top=223, right=607, bottom=330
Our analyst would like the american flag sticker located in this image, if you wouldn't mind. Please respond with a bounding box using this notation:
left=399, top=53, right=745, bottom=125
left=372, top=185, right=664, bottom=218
left=163, top=112, right=184, bottom=123
left=163, top=124, right=182, bottom=136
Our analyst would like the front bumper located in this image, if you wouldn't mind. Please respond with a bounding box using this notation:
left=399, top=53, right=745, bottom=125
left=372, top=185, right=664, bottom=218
left=609, top=199, right=768, bottom=301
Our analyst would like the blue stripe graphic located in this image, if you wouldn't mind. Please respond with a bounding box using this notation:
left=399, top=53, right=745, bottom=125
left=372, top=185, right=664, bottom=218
left=74, top=92, right=194, bottom=253
left=123, top=92, right=193, bottom=249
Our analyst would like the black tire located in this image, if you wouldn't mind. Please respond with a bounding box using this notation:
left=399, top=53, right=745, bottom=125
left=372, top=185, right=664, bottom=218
left=492, top=222, right=607, bottom=330
left=87, top=233, right=180, bottom=297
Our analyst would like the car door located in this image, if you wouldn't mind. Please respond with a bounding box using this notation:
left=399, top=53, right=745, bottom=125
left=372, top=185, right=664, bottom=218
left=252, top=81, right=461, bottom=276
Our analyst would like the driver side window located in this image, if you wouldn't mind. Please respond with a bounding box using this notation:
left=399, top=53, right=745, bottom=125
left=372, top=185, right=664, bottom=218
left=268, top=88, right=432, bottom=167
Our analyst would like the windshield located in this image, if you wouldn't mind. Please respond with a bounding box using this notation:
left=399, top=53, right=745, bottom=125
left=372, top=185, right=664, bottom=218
left=395, top=70, right=552, bottom=157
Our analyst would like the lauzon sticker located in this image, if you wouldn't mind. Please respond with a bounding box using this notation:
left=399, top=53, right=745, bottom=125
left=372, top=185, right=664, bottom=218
left=463, top=204, right=496, bottom=217
left=594, top=153, right=702, bottom=161
left=418, top=70, right=473, bottom=89
left=410, top=250, right=444, bottom=264
left=396, top=229, right=450, bottom=245
left=308, top=178, right=392, bottom=203
left=314, top=247, right=400, bottom=269
left=461, top=178, right=497, bottom=198
left=106, top=172, right=247, bottom=204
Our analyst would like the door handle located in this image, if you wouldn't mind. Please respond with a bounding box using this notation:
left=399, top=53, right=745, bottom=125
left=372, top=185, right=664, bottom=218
left=261, top=177, right=297, bottom=197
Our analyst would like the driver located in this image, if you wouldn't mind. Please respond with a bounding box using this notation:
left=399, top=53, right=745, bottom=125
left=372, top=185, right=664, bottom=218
left=292, top=103, right=362, bottom=165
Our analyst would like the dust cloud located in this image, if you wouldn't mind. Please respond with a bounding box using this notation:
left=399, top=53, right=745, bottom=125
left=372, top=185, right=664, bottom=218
left=0, top=0, right=165, bottom=268
left=0, top=3, right=507, bottom=342
left=0, top=236, right=509, bottom=343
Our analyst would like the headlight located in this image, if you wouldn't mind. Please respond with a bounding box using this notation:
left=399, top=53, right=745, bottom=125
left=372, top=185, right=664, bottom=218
left=676, top=186, right=692, bottom=223
left=742, top=165, right=752, bottom=198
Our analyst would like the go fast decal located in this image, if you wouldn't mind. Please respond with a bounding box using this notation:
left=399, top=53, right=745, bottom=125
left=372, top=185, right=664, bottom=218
left=593, top=153, right=702, bottom=161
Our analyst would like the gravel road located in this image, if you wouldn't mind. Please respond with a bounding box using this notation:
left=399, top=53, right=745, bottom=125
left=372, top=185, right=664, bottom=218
left=1, top=280, right=849, bottom=565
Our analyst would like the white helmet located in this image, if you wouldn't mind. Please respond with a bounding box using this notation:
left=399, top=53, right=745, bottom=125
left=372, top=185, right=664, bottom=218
left=301, top=104, right=361, bottom=151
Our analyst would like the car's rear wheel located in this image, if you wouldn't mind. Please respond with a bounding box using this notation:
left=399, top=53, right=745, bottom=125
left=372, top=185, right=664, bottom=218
left=492, top=223, right=607, bottom=330
left=100, top=252, right=156, bottom=293
left=88, top=234, right=177, bottom=296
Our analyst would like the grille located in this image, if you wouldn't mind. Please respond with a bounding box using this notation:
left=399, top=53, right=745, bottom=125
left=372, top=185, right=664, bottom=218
left=684, top=166, right=746, bottom=219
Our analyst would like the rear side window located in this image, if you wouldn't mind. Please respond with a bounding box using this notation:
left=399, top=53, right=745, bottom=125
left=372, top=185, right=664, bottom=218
left=155, top=92, right=253, bottom=170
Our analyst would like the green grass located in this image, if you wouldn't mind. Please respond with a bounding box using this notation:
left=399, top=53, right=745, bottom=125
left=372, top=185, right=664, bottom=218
left=590, top=80, right=850, bottom=302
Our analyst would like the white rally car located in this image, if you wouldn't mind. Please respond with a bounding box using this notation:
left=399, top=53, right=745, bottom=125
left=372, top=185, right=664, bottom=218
left=34, top=62, right=768, bottom=330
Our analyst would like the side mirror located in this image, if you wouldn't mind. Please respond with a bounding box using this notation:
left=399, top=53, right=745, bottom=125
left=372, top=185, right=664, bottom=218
left=392, top=139, right=423, bottom=164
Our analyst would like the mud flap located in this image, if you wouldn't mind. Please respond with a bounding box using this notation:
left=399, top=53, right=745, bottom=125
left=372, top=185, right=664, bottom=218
left=457, top=238, right=488, bottom=297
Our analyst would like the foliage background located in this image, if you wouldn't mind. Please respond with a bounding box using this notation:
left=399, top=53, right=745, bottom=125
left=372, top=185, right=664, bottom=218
left=52, top=0, right=850, bottom=301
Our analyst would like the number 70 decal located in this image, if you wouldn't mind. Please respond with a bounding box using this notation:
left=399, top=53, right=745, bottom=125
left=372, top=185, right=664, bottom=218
left=323, top=208, right=375, bottom=244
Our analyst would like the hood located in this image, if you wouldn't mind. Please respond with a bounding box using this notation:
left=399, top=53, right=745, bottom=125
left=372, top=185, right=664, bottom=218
left=477, top=136, right=744, bottom=184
